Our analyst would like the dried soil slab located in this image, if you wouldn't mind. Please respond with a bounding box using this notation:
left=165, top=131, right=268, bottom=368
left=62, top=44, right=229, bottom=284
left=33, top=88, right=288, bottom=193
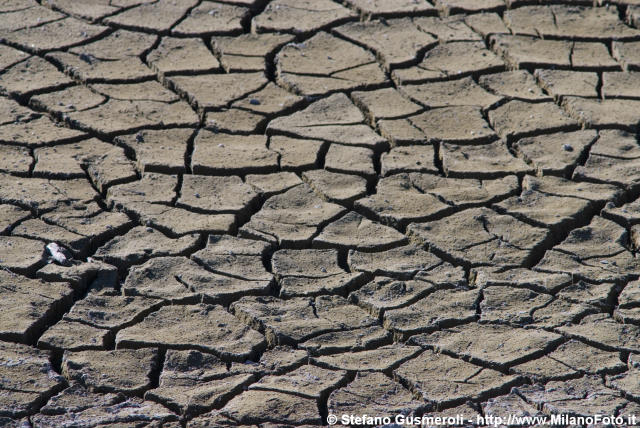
left=220, top=390, right=320, bottom=425
left=148, top=37, right=220, bottom=76
left=90, top=81, right=179, bottom=103
left=392, top=41, right=504, bottom=84
left=249, top=365, right=346, bottom=399
left=240, top=184, right=345, bottom=247
left=564, top=96, right=640, bottom=131
left=414, top=16, right=482, bottom=42
left=441, top=140, right=533, bottom=178
left=607, top=354, right=640, bottom=400
left=65, top=294, right=161, bottom=331
left=270, top=137, right=325, bottom=171
left=192, top=132, right=277, bottom=175
left=380, top=145, right=438, bottom=176
left=505, top=5, right=640, bottom=41
left=479, top=70, right=550, bottom=101
left=146, top=370, right=253, bottom=417
left=0, top=116, right=86, bottom=149
left=172, top=2, right=249, bottom=36
left=494, top=190, right=596, bottom=233
left=411, top=173, right=519, bottom=207
left=325, top=144, right=375, bottom=179
left=334, top=18, right=437, bottom=70
left=515, top=375, right=625, bottom=417
left=32, top=396, right=178, bottom=427
left=465, top=12, right=510, bottom=38
left=0, top=271, right=73, bottom=344
left=0, top=97, right=38, bottom=126
left=299, top=326, right=391, bottom=355
left=349, top=268, right=464, bottom=318
left=204, top=108, right=265, bottom=133
left=434, top=0, right=505, bottom=15
left=491, top=34, right=572, bottom=69
left=314, top=211, right=407, bottom=251
left=571, top=42, right=620, bottom=70
left=408, top=106, right=496, bottom=144
left=0, top=56, right=72, bottom=97
left=535, top=248, right=639, bottom=284
left=67, top=99, right=198, bottom=136
left=383, top=288, right=479, bottom=337
left=482, top=393, right=545, bottom=422
left=348, top=244, right=442, bottom=279
left=192, top=235, right=272, bottom=281
left=62, top=348, right=158, bottom=395
left=535, top=69, right=599, bottom=99
left=412, top=323, right=561, bottom=369
left=408, top=207, right=551, bottom=268
left=401, top=77, right=503, bottom=110
left=117, top=303, right=266, bottom=360
left=37, top=320, right=108, bottom=352
left=104, top=0, right=198, bottom=32
left=0, top=174, right=96, bottom=210
left=355, top=174, right=453, bottom=228
left=471, top=267, right=572, bottom=294
left=351, top=88, right=423, bottom=124
left=0, top=342, right=66, bottom=418
left=344, top=0, right=436, bottom=17
left=35, top=139, right=137, bottom=192
left=523, top=174, right=622, bottom=204
left=47, top=51, right=156, bottom=82
left=268, top=93, right=386, bottom=149
left=513, top=340, right=625, bottom=381
left=314, top=345, right=421, bottom=372
left=107, top=173, right=177, bottom=208
left=557, top=313, right=640, bottom=352
left=246, top=172, right=303, bottom=198
left=178, top=174, right=259, bottom=216
left=231, top=295, right=377, bottom=345
left=587, top=129, right=640, bottom=159
left=0, top=4, right=63, bottom=32
left=0, top=145, right=30, bottom=175
left=303, top=169, right=367, bottom=204
left=272, top=249, right=342, bottom=278
left=0, top=17, right=108, bottom=54
left=232, top=83, right=304, bottom=117
left=124, top=256, right=270, bottom=304
left=394, top=350, right=520, bottom=407
left=252, top=0, right=355, bottom=34
left=167, top=72, right=267, bottom=111
left=12, top=218, right=90, bottom=257
left=212, top=33, right=294, bottom=73
left=489, top=100, right=579, bottom=141
left=378, top=118, right=428, bottom=146
left=0, top=236, right=47, bottom=275
left=329, top=372, right=423, bottom=418
left=115, top=128, right=193, bottom=174
left=613, top=41, right=640, bottom=71
left=39, top=383, right=122, bottom=416
left=276, top=32, right=386, bottom=96
left=603, top=72, right=640, bottom=99
left=479, top=285, right=553, bottom=325
left=574, top=153, right=640, bottom=187
left=93, top=226, right=199, bottom=270
left=0, top=204, right=29, bottom=234
left=30, top=85, right=105, bottom=114
left=69, top=29, right=156, bottom=60
left=513, top=129, right=597, bottom=176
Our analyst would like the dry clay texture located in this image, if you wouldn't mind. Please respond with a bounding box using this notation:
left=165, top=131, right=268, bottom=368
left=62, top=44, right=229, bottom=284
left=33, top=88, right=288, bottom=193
left=5, top=0, right=640, bottom=427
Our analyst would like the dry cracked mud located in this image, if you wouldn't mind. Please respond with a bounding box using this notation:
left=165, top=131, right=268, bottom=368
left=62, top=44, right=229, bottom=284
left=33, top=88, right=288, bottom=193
left=3, top=1, right=640, bottom=427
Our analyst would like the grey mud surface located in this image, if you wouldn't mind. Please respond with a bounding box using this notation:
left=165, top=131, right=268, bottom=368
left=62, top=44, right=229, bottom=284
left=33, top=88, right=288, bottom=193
left=3, top=0, right=640, bottom=427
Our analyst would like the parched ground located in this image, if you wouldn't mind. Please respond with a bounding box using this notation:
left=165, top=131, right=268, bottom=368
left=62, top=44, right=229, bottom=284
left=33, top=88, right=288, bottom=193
left=3, top=0, right=640, bottom=427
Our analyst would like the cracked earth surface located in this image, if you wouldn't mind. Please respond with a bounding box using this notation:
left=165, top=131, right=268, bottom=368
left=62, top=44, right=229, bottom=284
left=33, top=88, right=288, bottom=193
left=2, top=0, right=640, bottom=427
